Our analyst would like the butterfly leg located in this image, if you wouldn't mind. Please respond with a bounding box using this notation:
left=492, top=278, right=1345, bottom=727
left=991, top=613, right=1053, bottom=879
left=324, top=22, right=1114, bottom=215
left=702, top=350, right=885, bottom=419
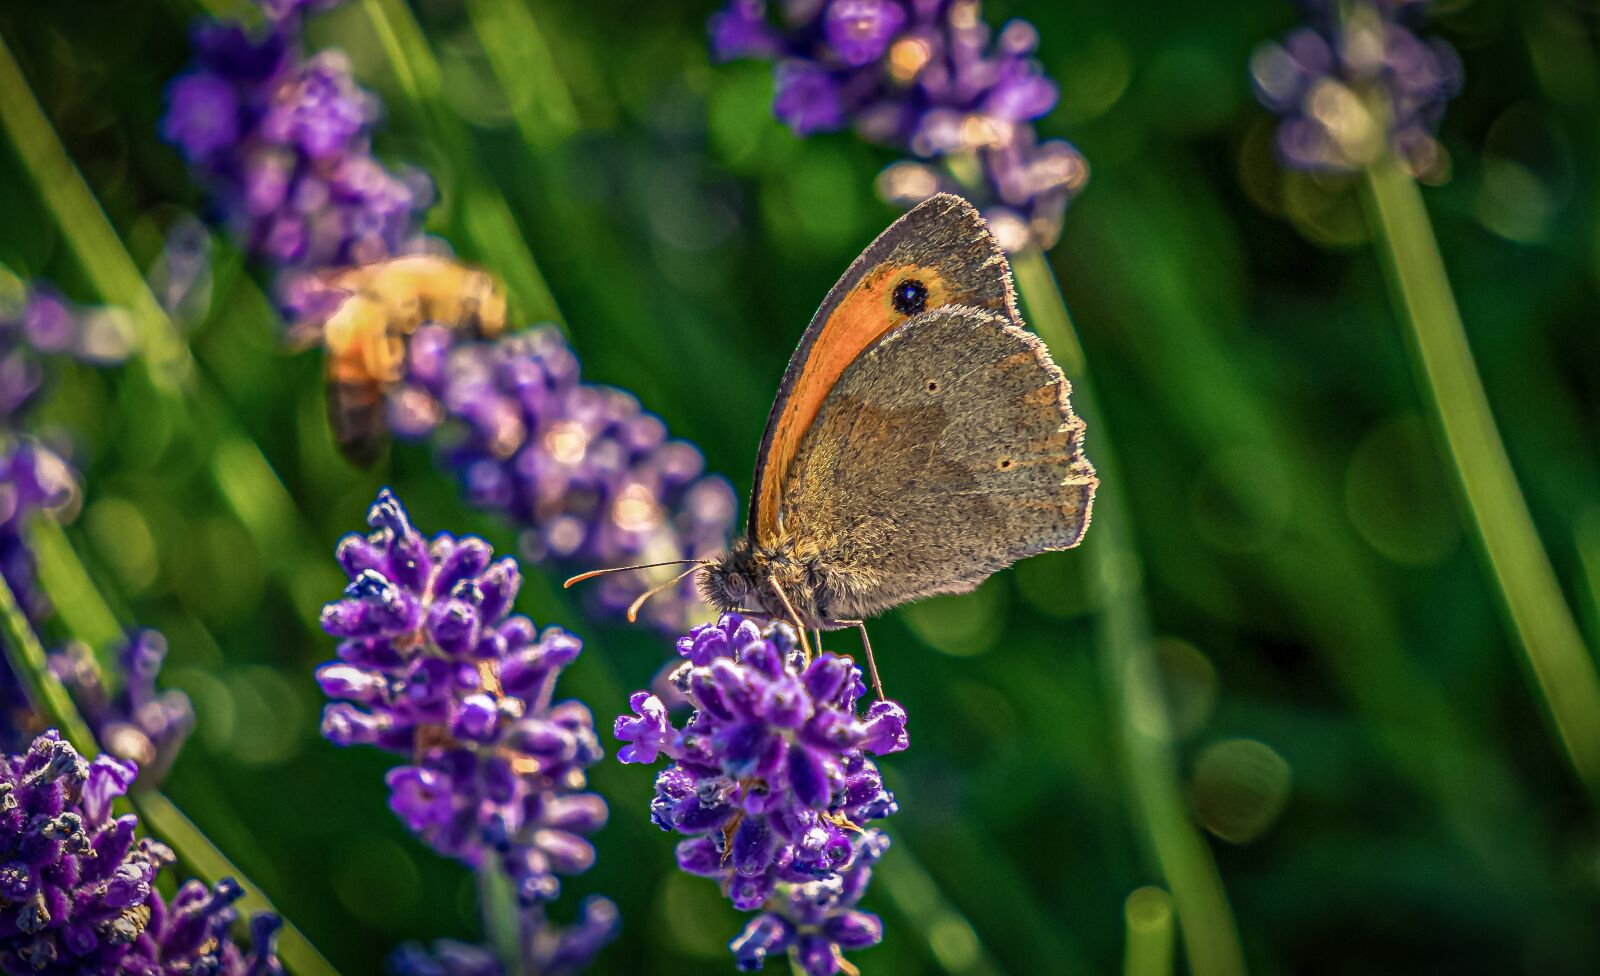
left=766, top=577, right=813, bottom=658
left=812, top=629, right=824, bottom=654
left=836, top=619, right=883, bottom=701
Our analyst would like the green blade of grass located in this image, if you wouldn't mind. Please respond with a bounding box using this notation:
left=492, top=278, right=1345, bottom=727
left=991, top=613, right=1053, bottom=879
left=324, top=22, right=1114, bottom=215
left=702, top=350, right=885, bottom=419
left=1361, top=156, right=1600, bottom=801
left=359, top=0, right=563, bottom=324
left=0, top=568, right=98, bottom=753
left=30, top=516, right=124, bottom=660
left=130, top=790, right=344, bottom=976
left=463, top=0, right=579, bottom=149
left=1014, top=249, right=1247, bottom=976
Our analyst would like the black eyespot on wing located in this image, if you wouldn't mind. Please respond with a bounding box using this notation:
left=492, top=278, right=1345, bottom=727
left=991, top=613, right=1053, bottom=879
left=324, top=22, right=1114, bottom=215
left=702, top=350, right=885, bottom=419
left=892, top=278, right=928, bottom=316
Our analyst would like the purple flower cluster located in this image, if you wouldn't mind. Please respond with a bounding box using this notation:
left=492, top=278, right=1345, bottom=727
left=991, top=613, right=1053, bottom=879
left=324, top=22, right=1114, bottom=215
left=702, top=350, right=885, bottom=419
left=161, top=3, right=431, bottom=310
left=1251, top=0, right=1462, bottom=179
left=51, top=632, right=195, bottom=786
left=0, top=730, right=282, bottom=975
left=614, top=614, right=908, bottom=975
left=317, top=489, right=617, bottom=971
left=388, top=325, right=739, bottom=633
left=709, top=0, right=1087, bottom=250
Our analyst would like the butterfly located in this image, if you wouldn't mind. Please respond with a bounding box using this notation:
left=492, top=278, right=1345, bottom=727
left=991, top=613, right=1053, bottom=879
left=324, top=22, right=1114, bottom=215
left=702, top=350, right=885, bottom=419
left=288, top=256, right=507, bottom=466
left=570, top=194, right=1096, bottom=694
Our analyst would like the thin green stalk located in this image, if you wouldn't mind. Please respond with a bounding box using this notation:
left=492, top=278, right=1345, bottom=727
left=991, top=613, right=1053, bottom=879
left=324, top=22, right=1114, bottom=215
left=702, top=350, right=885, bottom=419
left=1014, top=249, right=1246, bottom=976
left=0, top=567, right=340, bottom=976
left=360, top=0, right=562, bottom=324
left=478, top=860, right=527, bottom=976
left=1361, top=156, right=1600, bottom=800
left=1123, top=887, right=1176, bottom=976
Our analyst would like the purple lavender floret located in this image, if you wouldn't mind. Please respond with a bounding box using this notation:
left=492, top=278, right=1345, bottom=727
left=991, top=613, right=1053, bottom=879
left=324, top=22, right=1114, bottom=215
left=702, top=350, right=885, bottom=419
left=0, top=730, right=283, bottom=975
left=1251, top=0, right=1462, bottom=179
left=709, top=0, right=1087, bottom=250
left=318, top=489, right=617, bottom=971
left=161, top=8, right=432, bottom=311
left=50, top=631, right=195, bottom=787
left=615, top=614, right=907, bottom=975
left=388, top=325, right=739, bottom=634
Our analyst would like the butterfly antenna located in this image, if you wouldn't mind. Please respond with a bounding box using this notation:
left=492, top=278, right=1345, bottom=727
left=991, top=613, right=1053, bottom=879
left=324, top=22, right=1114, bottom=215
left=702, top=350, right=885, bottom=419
left=626, top=564, right=707, bottom=623
left=563, top=559, right=712, bottom=589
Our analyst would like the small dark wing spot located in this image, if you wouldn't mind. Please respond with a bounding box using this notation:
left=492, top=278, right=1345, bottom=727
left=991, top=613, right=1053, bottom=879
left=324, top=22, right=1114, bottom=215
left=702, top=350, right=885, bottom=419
left=892, top=278, right=928, bottom=315
left=998, top=458, right=1013, bottom=469
left=926, top=380, right=940, bottom=393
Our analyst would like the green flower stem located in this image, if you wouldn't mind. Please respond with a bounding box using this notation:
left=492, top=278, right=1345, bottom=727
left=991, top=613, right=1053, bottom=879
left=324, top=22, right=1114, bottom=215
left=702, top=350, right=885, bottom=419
left=1361, top=156, right=1600, bottom=799
left=1013, top=249, right=1246, bottom=976
left=359, top=0, right=563, bottom=324
left=0, top=31, right=331, bottom=598
left=478, top=860, right=528, bottom=976
left=1123, top=887, right=1176, bottom=976
left=0, top=568, right=341, bottom=976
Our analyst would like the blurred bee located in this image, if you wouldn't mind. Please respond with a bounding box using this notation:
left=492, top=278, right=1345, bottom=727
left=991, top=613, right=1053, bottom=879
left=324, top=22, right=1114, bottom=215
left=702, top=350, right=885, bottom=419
left=288, top=255, right=507, bottom=466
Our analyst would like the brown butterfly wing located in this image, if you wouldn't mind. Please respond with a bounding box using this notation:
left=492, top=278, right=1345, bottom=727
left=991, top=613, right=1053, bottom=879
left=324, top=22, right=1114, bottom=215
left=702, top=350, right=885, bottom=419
left=777, top=305, right=1096, bottom=620
left=749, top=194, right=1018, bottom=543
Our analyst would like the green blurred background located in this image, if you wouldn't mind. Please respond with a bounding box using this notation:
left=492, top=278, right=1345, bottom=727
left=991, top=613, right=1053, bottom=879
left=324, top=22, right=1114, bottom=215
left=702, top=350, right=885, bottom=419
left=1, top=0, right=1598, bottom=973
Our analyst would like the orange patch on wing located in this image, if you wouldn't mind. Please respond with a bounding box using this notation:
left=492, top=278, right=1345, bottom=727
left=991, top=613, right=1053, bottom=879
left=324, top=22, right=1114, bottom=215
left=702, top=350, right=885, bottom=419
left=755, top=262, right=952, bottom=539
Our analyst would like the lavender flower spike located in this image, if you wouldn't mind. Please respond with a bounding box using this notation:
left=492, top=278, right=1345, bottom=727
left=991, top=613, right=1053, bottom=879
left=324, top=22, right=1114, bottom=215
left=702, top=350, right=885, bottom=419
left=710, top=0, right=1088, bottom=251
left=1251, top=0, right=1462, bottom=180
left=388, top=325, right=739, bottom=634
left=615, top=614, right=908, bottom=975
left=318, top=489, right=618, bottom=972
left=161, top=6, right=432, bottom=313
left=51, top=630, right=196, bottom=785
left=0, top=730, right=282, bottom=975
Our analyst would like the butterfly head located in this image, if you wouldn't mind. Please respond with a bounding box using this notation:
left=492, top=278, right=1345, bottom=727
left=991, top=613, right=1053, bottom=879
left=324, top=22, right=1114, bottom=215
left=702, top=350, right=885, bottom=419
left=699, top=539, right=760, bottom=613
left=700, top=537, right=825, bottom=628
